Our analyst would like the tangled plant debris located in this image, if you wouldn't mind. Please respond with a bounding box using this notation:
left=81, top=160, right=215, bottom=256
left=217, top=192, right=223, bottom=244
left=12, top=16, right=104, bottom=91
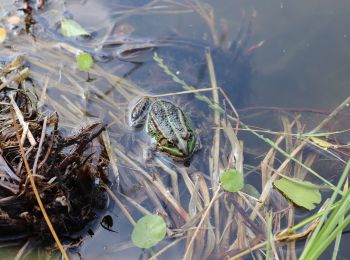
left=0, top=56, right=109, bottom=246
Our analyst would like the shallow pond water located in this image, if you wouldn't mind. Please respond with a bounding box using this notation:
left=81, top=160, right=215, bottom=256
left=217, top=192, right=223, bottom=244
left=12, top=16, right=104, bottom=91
left=0, top=0, right=350, bottom=259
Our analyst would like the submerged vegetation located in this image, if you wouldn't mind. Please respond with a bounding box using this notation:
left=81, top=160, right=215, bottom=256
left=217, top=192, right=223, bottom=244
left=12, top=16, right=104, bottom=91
left=0, top=0, right=349, bottom=259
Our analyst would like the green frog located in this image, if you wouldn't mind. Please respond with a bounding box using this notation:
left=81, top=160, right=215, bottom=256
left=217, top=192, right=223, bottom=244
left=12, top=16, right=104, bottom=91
left=129, top=96, right=199, bottom=160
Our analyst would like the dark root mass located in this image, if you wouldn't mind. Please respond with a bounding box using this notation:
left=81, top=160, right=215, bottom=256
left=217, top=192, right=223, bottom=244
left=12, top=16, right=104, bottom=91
left=0, top=57, right=109, bottom=246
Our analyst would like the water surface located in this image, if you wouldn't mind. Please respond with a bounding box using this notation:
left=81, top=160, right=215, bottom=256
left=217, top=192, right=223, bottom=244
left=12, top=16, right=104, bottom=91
left=0, top=0, right=349, bottom=259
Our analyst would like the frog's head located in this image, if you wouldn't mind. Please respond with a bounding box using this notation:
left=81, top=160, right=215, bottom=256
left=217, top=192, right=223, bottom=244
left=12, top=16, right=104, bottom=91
left=162, top=132, right=197, bottom=160
left=176, top=139, right=188, bottom=157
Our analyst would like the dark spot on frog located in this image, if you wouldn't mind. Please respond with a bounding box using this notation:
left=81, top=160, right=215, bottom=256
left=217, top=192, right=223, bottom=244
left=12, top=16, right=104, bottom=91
left=181, top=131, right=189, bottom=140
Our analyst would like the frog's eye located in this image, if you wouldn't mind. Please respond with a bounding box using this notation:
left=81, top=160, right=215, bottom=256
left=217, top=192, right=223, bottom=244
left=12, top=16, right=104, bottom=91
left=130, top=97, right=151, bottom=120
left=131, top=104, right=147, bottom=119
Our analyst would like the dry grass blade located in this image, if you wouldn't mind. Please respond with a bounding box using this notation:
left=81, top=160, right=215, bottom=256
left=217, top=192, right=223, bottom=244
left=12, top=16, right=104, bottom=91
left=222, top=118, right=243, bottom=173
left=102, top=131, right=120, bottom=186
left=14, top=239, right=31, bottom=260
left=183, top=187, right=222, bottom=259
left=9, top=94, right=36, bottom=146
left=32, top=116, right=47, bottom=175
left=251, top=95, right=350, bottom=220
left=155, top=158, right=180, bottom=202
left=149, top=237, right=186, bottom=260
left=228, top=241, right=267, bottom=260
left=198, top=176, right=216, bottom=258
left=118, top=192, right=152, bottom=216
left=151, top=87, right=219, bottom=98
left=0, top=153, right=20, bottom=182
left=189, top=0, right=219, bottom=46
left=0, top=67, right=28, bottom=92
left=206, top=48, right=222, bottom=252
left=113, top=146, right=190, bottom=221
left=103, top=182, right=136, bottom=226
left=10, top=109, right=69, bottom=260
left=188, top=173, right=203, bottom=217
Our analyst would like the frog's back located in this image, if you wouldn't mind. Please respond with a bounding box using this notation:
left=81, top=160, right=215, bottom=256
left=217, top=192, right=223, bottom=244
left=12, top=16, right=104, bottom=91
left=148, top=100, right=189, bottom=141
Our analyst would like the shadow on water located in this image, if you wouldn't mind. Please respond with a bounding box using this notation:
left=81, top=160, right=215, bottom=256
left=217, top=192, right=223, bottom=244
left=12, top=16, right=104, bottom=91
left=0, top=0, right=350, bottom=259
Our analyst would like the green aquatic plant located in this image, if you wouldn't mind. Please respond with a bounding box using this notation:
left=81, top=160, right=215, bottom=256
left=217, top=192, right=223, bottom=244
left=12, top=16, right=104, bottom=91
left=220, top=169, right=244, bottom=193
left=76, top=52, right=94, bottom=71
left=60, top=18, right=90, bottom=37
left=300, top=160, right=350, bottom=260
left=131, top=215, right=167, bottom=249
left=273, top=177, right=322, bottom=210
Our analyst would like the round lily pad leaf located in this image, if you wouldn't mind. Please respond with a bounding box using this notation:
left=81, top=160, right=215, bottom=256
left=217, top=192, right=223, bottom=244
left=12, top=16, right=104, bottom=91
left=76, top=52, right=93, bottom=71
left=220, top=169, right=244, bottom=192
left=131, top=215, right=166, bottom=249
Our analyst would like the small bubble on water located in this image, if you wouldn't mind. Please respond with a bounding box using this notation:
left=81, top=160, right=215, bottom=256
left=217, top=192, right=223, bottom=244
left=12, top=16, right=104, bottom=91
left=176, top=71, right=180, bottom=75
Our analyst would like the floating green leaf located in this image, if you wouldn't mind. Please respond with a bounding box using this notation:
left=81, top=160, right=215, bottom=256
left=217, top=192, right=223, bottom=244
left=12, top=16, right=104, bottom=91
left=220, top=169, right=244, bottom=192
left=60, top=18, right=89, bottom=37
left=273, top=178, right=322, bottom=210
left=131, top=215, right=166, bottom=249
left=76, top=52, right=93, bottom=70
left=0, top=27, right=7, bottom=43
